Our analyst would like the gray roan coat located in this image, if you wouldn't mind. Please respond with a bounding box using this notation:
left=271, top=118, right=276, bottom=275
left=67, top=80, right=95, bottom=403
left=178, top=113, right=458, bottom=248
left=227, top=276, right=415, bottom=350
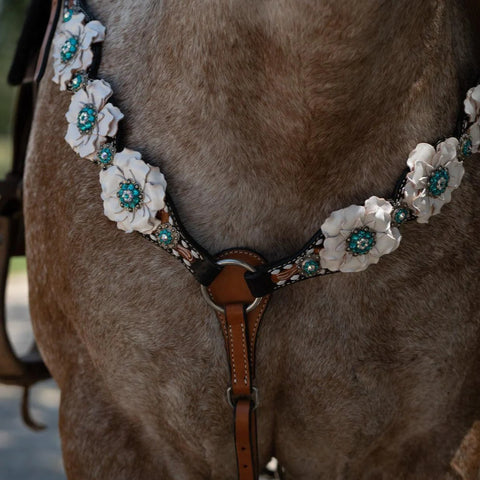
left=24, top=1, right=480, bottom=478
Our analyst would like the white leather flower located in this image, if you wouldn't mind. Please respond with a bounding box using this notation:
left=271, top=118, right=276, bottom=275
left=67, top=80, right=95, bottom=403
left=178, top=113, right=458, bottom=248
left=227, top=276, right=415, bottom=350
left=404, top=138, right=464, bottom=224
left=319, top=196, right=401, bottom=273
left=52, top=12, right=105, bottom=90
left=100, top=149, right=167, bottom=234
left=464, top=84, right=480, bottom=123
left=65, top=79, right=123, bottom=159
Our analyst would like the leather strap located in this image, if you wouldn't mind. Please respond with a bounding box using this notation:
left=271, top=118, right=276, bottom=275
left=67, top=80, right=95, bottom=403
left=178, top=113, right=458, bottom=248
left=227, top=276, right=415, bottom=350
left=0, top=0, right=58, bottom=391
left=34, top=0, right=61, bottom=83
left=8, top=0, right=62, bottom=86
left=207, top=250, right=271, bottom=480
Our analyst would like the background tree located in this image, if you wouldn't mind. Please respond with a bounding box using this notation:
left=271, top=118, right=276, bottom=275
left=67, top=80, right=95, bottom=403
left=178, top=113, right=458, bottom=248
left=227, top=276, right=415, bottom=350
left=0, top=0, right=29, bottom=134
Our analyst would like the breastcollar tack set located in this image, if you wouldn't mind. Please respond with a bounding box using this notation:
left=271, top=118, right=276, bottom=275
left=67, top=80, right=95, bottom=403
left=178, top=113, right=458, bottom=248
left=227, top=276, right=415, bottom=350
left=9, top=0, right=480, bottom=477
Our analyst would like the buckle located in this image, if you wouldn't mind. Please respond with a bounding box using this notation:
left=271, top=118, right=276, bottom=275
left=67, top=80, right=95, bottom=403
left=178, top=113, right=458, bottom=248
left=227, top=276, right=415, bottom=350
left=227, top=387, right=259, bottom=410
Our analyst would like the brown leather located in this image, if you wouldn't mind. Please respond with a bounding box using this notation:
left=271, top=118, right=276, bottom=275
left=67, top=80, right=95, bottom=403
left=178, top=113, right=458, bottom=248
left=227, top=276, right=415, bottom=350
left=32, top=0, right=60, bottom=83
left=0, top=0, right=54, bottom=429
left=208, top=250, right=270, bottom=367
left=235, top=399, right=257, bottom=480
left=451, top=421, right=480, bottom=479
left=0, top=214, right=50, bottom=387
left=225, top=303, right=252, bottom=396
left=207, top=250, right=271, bottom=480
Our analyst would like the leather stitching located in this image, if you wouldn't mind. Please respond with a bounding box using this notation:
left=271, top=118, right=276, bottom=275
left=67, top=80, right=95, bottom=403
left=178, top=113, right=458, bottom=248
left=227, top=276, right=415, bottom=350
left=241, top=323, right=248, bottom=386
left=228, top=324, right=237, bottom=385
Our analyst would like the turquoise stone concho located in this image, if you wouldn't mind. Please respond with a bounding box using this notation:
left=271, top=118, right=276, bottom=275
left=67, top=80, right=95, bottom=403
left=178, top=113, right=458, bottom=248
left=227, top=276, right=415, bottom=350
left=68, top=72, right=87, bottom=92
left=459, top=134, right=473, bottom=159
left=155, top=223, right=180, bottom=250
left=63, top=9, right=74, bottom=22
left=392, top=206, right=409, bottom=226
left=301, top=258, right=320, bottom=276
left=77, top=104, right=97, bottom=134
left=60, top=37, right=79, bottom=63
left=346, top=227, right=376, bottom=256
left=427, top=166, right=450, bottom=197
left=96, top=144, right=115, bottom=167
left=117, top=180, right=143, bottom=211
left=296, top=255, right=321, bottom=277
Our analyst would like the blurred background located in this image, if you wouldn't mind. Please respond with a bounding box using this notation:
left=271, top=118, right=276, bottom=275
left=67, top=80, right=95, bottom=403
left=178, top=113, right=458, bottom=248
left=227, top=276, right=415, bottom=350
left=0, top=1, right=65, bottom=478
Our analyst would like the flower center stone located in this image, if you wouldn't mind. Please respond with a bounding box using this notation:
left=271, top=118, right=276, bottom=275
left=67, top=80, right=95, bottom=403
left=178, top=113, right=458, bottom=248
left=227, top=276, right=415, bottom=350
left=77, top=105, right=97, bottom=134
left=60, top=36, right=79, bottom=63
left=392, top=206, right=409, bottom=226
left=427, top=166, right=450, bottom=197
left=69, top=73, right=85, bottom=92
left=301, top=258, right=320, bottom=276
left=460, top=134, right=473, bottom=158
left=155, top=224, right=179, bottom=250
left=157, top=228, right=174, bottom=248
left=346, top=227, right=376, bottom=256
left=63, top=9, right=73, bottom=22
left=97, top=145, right=114, bottom=167
left=117, top=180, right=143, bottom=211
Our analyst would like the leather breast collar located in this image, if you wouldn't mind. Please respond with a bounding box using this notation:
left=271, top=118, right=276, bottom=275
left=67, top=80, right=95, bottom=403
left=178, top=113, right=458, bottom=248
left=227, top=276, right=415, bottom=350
left=3, top=0, right=480, bottom=478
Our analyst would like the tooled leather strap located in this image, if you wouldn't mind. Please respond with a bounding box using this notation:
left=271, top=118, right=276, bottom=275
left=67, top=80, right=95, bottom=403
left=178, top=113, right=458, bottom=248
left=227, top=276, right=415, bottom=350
left=206, top=250, right=271, bottom=480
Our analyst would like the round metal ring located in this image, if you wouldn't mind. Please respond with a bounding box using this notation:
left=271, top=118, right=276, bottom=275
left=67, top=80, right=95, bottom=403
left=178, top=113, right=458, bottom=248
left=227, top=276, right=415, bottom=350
left=200, top=258, right=263, bottom=314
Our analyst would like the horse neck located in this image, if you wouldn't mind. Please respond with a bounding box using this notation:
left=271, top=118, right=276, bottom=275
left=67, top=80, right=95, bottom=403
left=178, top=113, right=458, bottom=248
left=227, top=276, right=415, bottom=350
left=99, top=0, right=478, bottom=255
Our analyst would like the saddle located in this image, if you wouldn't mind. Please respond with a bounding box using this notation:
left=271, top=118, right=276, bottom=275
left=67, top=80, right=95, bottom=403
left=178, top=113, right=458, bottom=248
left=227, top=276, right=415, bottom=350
left=0, top=0, right=61, bottom=426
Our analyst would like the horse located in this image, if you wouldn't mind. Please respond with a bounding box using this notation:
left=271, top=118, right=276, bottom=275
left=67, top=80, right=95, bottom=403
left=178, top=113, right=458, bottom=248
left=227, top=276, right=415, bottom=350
left=23, top=0, right=480, bottom=478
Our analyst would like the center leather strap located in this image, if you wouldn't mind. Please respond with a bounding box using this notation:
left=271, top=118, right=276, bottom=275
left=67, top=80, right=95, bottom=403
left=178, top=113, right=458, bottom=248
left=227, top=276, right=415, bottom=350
left=207, top=250, right=271, bottom=480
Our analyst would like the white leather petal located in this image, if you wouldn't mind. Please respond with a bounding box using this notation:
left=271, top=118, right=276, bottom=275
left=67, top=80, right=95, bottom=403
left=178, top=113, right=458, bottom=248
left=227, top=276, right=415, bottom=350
left=82, top=20, right=106, bottom=47
left=114, top=149, right=142, bottom=167
left=96, top=110, right=113, bottom=137
left=465, top=85, right=480, bottom=122
left=339, top=255, right=371, bottom=273
left=321, top=204, right=364, bottom=237
left=406, top=143, right=435, bottom=171
left=364, top=197, right=392, bottom=233
left=89, top=79, right=113, bottom=108
left=372, top=230, right=401, bottom=256
left=102, top=196, right=125, bottom=217
left=470, top=122, right=480, bottom=153
left=65, top=123, right=82, bottom=148
left=76, top=135, right=98, bottom=158
left=144, top=184, right=166, bottom=212
left=103, top=104, right=124, bottom=136
left=129, top=207, right=160, bottom=234
left=100, top=166, right=125, bottom=195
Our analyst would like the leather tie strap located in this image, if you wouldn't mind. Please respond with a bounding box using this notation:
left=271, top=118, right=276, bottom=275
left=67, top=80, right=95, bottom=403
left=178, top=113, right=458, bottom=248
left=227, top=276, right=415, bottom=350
left=227, top=304, right=257, bottom=480
left=206, top=250, right=271, bottom=480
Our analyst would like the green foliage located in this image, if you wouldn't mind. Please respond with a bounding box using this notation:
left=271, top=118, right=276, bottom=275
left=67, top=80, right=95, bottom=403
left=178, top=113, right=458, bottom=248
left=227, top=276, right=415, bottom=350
left=0, top=135, right=11, bottom=176
left=0, top=1, right=30, bottom=275
left=0, top=0, right=30, bottom=134
left=9, top=256, right=26, bottom=275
